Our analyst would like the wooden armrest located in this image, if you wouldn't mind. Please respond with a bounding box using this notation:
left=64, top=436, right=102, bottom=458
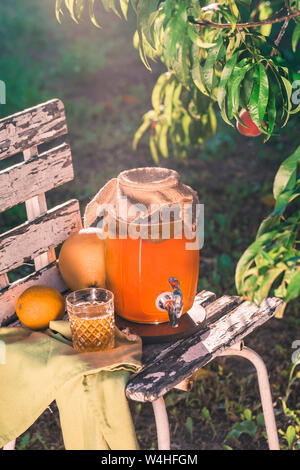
left=125, top=294, right=283, bottom=403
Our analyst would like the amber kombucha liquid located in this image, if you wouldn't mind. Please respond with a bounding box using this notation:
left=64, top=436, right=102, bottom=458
left=105, top=236, right=199, bottom=323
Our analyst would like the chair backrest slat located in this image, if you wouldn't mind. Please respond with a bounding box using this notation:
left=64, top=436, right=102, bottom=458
left=0, top=143, right=74, bottom=212
left=0, top=99, right=67, bottom=160
left=0, top=99, right=82, bottom=326
left=0, top=199, right=81, bottom=276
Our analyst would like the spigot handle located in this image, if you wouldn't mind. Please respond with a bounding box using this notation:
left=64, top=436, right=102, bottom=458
left=155, top=277, right=183, bottom=328
left=167, top=277, right=183, bottom=328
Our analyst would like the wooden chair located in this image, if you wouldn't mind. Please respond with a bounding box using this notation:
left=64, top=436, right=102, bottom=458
left=0, top=100, right=283, bottom=451
left=0, top=99, right=82, bottom=449
left=0, top=99, right=82, bottom=326
left=126, top=291, right=282, bottom=450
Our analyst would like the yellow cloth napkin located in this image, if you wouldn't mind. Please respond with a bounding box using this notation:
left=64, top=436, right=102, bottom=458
left=0, top=322, right=142, bottom=450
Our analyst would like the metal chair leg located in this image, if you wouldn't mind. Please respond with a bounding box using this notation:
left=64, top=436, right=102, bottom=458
left=3, top=439, right=16, bottom=450
left=218, top=342, right=280, bottom=450
left=152, top=396, right=171, bottom=450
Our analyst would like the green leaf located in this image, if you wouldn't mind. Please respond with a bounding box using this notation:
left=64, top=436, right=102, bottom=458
left=280, top=76, right=293, bottom=126
left=163, top=4, right=187, bottom=67
left=217, top=52, right=238, bottom=125
left=256, top=215, right=281, bottom=238
left=292, top=22, right=300, bottom=53
left=270, top=187, right=299, bottom=217
left=76, top=0, right=86, bottom=19
left=157, top=121, right=169, bottom=158
left=133, top=116, right=152, bottom=150
left=187, top=26, right=217, bottom=49
left=164, top=79, right=176, bottom=125
left=89, top=0, right=101, bottom=27
left=102, top=0, right=120, bottom=17
left=186, top=417, right=193, bottom=437
left=243, top=409, right=252, bottom=421
left=218, top=6, right=238, bottom=31
left=258, top=2, right=273, bottom=37
left=273, top=146, right=300, bottom=199
left=249, top=64, right=269, bottom=132
left=137, top=0, right=160, bottom=70
left=255, top=267, right=285, bottom=304
left=227, top=420, right=257, bottom=440
left=18, top=432, right=31, bottom=450
left=285, top=270, right=300, bottom=303
left=285, top=425, right=296, bottom=449
left=139, top=0, right=160, bottom=47
left=235, top=230, right=278, bottom=294
left=202, top=406, right=211, bottom=421
left=191, top=45, right=208, bottom=96
left=267, top=62, right=287, bottom=122
left=202, top=35, right=225, bottom=93
left=65, top=0, right=79, bottom=23
left=172, top=38, right=190, bottom=85
left=149, top=134, right=159, bottom=163
left=231, top=65, right=252, bottom=116
left=240, top=67, right=254, bottom=109
left=151, top=73, right=169, bottom=112
left=256, top=413, right=265, bottom=427
left=266, top=88, right=276, bottom=136
left=55, top=0, right=64, bottom=22
left=182, top=111, right=192, bottom=143
left=120, top=0, right=129, bottom=19
left=228, top=0, right=240, bottom=18
left=208, top=104, right=217, bottom=135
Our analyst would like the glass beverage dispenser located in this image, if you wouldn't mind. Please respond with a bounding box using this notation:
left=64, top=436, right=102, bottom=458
left=84, top=168, right=200, bottom=328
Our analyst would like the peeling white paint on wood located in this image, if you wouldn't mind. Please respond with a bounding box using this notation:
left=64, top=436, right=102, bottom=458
left=0, top=99, right=67, bottom=160
left=0, top=199, right=82, bottom=275
left=0, top=143, right=74, bottom=212
left=126, top=295, right=283, bottom=402
left=181, top=343, right=205, bottom=363
left=194, top=290, right=216, bottom=305
left=144, top=372, right=165, bottom=382
left=0, top=99, right=81, bottom=328
left=0, top=273, right=9, bottom=289
left=23, top=145, right=52, bottom=272
left=205, top=295, right=242, bottom=324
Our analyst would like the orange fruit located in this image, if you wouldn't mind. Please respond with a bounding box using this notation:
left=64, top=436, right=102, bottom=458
left=16, top=285, right=65, bottom=330
left=58, top=228, right=106, bottom=291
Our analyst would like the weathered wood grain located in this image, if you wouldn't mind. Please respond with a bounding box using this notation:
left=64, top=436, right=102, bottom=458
left=0, top=262, right=67, bottom=326
left=0, top=199, right=82, bottom=275
left=0, top=143, right=74, bottom=212
left=0, top=273, right=9, bottom=289
left=0, top=99, right=67, bottom=160
left=126, top=297, right=283, bottom=402
left=205, top=294, right=242, bottom=326
left=193, top=290, right=216, bottom=308
left=23, top=145, right=50, bottom=271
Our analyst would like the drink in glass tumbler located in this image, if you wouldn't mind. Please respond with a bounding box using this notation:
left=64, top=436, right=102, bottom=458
left=66, top=288, right=115, bottom=352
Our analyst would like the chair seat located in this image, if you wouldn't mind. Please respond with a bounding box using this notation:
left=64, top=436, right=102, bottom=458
left=125, top=290, right=282, bottom=402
